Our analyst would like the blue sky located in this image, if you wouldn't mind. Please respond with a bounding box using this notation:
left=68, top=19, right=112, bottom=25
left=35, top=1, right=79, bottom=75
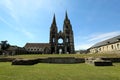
left=0, top=0, right=120, bottom=50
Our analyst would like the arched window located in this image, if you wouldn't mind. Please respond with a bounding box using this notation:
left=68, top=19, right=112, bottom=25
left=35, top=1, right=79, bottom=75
left=99, top=48, right=101, bottom=51
left=111, top=45, right=113, bottom=49
left=66, top=26, right=68, bottom=29
left=66, top=38, right=69, bottom=42
left=59, top=49, right=62, bottom=54
left=117, top=44, right=119, bottom=49
left=53, top=38, right=55, bottom=42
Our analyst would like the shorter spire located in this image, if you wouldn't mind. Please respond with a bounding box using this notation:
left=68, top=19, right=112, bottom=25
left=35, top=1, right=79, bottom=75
left=52, top=13, right=56, bottom=25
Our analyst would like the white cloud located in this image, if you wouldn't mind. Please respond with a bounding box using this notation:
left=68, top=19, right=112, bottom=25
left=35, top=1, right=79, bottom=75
left=75, top=31, right=120, bottom=50
left=0, top=0, right=35, bottom=39
left=0, top=16, right=13, bottom=28
left=0, top=0, right=69, bottom=39
left=88, top=31, right=120, bottom=42
left=1, top=0, right=67, bottom=16
left=21, top=29, right=35, bottom=39
left=0, top=16, right=34, bottom=39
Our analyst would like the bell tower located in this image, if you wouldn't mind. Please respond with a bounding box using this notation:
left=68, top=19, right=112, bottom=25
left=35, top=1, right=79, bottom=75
left=49, top=14, right=58, bottom=53
left=63, top=11, right=75, bottom=53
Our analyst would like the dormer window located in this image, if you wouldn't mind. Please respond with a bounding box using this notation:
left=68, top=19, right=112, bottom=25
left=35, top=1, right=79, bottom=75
left=107, top=41, right=110, bottom=44
left=117, top=38, right=120, bottom=41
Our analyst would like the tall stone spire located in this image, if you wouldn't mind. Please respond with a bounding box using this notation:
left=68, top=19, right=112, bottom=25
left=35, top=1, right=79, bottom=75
left=65, top=11, right=69, bottom=20
left=52, top=14, right=56, bottom=25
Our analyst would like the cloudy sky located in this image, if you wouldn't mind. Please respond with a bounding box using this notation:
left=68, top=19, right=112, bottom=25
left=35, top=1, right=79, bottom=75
left=0, top=0, right=120, bottom=50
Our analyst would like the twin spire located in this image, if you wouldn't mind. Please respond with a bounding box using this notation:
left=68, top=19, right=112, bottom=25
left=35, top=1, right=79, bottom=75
left=52, top=11, right=69, bottom=25
left=65, top=11, right=69, bottom=20
left=52, top=14, right=56, bottom=25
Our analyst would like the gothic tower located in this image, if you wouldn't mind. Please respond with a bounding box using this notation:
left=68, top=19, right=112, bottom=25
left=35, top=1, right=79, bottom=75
left=49, top=12, right=75, bottom=54
left=49, top=14, right=58, bottom=53
left=63, top=12, right=75, bottom=53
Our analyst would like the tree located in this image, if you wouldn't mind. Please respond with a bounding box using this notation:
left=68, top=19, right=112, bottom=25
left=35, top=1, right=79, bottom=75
left=1, top=40, right=10, bottom=56
left=1, top=40, right=10, bottom=50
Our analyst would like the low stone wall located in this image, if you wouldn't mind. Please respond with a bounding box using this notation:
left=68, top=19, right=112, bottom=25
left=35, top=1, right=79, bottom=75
left=85, top=57, right=113, bottom=66
left=47, top=57, right=75, bottom=64
left=0, top=58, right=15, bottom=62
left=38, top=57, right=85, bottom=64
left=1, top=57, right=120, bottom=65
left=11, top=57, right=85, bottom=65
left=102, top=58, right=120, bottom=63
left=12, top=59, right=39, bottom=65
left=75, top=58, right=85, bottom=63
left=94, top=61, right=113, bottom=66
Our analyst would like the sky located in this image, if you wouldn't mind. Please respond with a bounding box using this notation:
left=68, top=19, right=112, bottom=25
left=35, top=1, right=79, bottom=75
left=0, top=0, right=120, bottom=50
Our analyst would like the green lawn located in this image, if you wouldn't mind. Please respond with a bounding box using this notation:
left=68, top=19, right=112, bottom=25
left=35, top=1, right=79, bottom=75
left=0, top=62, right=120, bottom=80
left=0, top=54, right=120, bottom=80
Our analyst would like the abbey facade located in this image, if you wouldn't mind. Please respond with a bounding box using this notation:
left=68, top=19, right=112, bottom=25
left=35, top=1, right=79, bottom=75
left=24, top=12, right=75, bottom=54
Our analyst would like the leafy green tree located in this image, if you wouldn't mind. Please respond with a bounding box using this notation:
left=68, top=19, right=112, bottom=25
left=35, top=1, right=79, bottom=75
left=1, top=40, right=10, bottom=50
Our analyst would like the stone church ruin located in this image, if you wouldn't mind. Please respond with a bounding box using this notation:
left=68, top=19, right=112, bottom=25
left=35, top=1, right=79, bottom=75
left=24, top=12, right=75, bottom=54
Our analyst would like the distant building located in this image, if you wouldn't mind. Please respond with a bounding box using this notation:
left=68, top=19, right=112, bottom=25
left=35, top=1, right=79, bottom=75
left=75, top=50, right=89, bottom=54
left=89, top=35, right=120, bottom=53
left=24, top=43, right=50, bottom=54
left=5, top=46, right=26, bottom=55
left=0, top=44, right=27, bottom=55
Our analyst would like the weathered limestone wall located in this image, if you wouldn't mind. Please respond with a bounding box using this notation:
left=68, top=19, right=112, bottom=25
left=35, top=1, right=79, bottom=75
left=38, top=57, right=85, bottom=64
left=90, top=42, right=120, bottom=53
left=0, top=57, right=85, bottom=64
left=25, top=47, right=44, bottom=52
left=1, top=57, right=120, bottom=65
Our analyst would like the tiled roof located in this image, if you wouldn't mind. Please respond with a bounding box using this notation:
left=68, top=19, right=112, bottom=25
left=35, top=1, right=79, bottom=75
left=24, top=43, right=50, bottom=48
left=90, top=35, right=120, bottom=48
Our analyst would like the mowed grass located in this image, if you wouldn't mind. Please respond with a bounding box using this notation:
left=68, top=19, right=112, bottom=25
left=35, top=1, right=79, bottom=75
left=0, top=62, right=120, bottom=80
left=1, top=53, right=120, bottom=59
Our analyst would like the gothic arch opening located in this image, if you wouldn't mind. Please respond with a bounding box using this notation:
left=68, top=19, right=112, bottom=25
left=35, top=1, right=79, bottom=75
left=66, top=37, right=69, bottom=42
left=59, top=48, right=62, bottom=54
left=51, top=47, right=55, bottom=54
left=52, top=38, right=55, bottom=42
left=67, top=47, right=70, bottom=54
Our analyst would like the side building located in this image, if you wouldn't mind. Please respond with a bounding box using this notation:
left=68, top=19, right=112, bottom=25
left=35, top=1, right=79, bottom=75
left=24, top=43, right=50, bottom=54
left=7, top=46, right=27, bottom=55
left=0, top=45, right=27, bottom=55
left=89, top=35, right=120, bottom=53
